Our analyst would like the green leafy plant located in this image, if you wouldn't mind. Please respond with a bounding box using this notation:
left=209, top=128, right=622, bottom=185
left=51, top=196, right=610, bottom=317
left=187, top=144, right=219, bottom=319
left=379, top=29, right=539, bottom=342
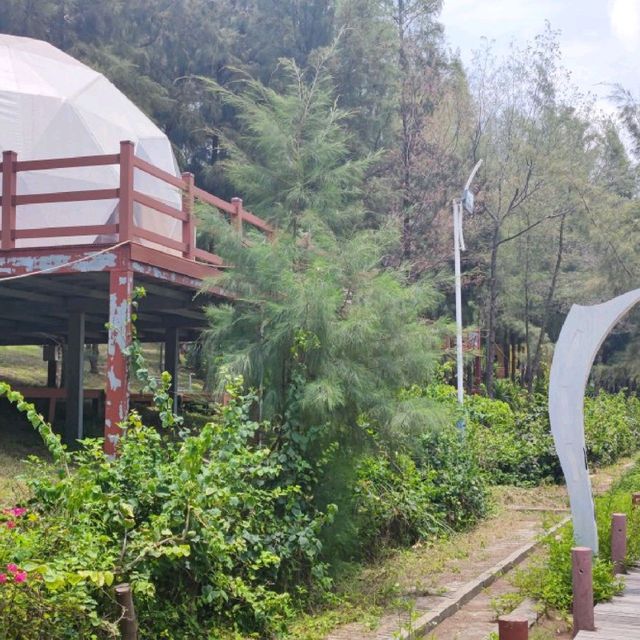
left=0, top=374, right=335, bottom=638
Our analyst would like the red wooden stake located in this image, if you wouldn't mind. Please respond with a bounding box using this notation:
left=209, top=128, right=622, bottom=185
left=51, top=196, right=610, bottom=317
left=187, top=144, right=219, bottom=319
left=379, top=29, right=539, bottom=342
left=572, top=546, right=595, bottom=636
left=2, top=150, right=17, bottom=249
left=498, top=616, right=528, bottom=640
left=119, top=141, right=134, bottom=243
left=632, top=492, right=640, bottom=507
left=611, top=513, right=627, bottom=574
left=104, top=267, right=132, bottom=457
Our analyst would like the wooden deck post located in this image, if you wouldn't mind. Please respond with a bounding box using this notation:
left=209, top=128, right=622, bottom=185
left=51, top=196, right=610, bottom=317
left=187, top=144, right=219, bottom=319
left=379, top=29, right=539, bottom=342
left=115, top=583, right=138, bottom=639
left=119, top=141, right=134, bottom=243
left=611, top=513, right=627, bottom=574
left=104, top=268, right=132, bottom=457
left=181, top=172, right=195, bottom=259
left=164, top=326, right=180, bottom=414
left=498, top=616, right=528, bottom=640
left=65, top=311, right=85, bottom=445
left=572, top=547, right=595, bottom=636
left=232, top=197, right=243, bottom=238
left=2, top=150, right=17, bottom=249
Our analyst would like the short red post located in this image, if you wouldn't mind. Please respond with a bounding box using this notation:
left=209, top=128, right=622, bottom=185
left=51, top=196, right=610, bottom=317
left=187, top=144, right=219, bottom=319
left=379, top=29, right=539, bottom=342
left=1, top=150, right=17, bottom=249
left=572, top=547, right=595, bottom=636
left=611, top=512, right=627, bottom=574
left=181, top=172, right=195, bottom=258
left=498, top=616, right=528, bottom=640
left=104, top=267, right=133, bottom=457
left=632, top=492, right=640, bottom=507
left=232, top=196, right=243, bottom=238
left=119, top=140, right=134, bottom=242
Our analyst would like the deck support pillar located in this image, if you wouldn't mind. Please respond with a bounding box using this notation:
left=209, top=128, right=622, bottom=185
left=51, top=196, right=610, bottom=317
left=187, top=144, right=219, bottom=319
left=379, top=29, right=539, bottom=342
left=65, top=311, right=85, bottom=445
left=164, top=326, right=180, bottom=414
left=104, top=268, right=132, bottom=457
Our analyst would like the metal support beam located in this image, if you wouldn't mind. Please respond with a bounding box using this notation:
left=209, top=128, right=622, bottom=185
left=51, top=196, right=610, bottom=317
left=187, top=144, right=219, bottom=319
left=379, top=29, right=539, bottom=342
left=164, top=326, right=180, bottom=414
left=65, top=311, right=85, bottom=445
left=104, top=269, right=132, bottom=457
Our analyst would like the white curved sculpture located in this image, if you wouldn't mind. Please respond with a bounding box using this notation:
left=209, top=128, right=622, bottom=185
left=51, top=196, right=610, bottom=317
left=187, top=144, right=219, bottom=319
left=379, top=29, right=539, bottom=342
left=0, top=34, right=181, bottom=247
left=549, top=288, right=640, bottom=553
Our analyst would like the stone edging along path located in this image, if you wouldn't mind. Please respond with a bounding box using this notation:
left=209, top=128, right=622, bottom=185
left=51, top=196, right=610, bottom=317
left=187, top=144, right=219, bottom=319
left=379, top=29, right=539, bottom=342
left=394, top=516, right=570, bottom=640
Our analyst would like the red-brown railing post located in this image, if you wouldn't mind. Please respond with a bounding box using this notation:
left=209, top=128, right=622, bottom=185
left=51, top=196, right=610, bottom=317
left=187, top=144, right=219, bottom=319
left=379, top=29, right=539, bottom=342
left=2, top=150, right=17, bottom=249
left=572, top=547, right=595, bottom=636
left=181, top=172, right=195, bottom=259
left=498, top=616, right=528, bottom=640
left=232, top=196, right=243, bottom=238
left=611, top=513, right=627, bottom=574
left=119, top=141, right=134, bottom=242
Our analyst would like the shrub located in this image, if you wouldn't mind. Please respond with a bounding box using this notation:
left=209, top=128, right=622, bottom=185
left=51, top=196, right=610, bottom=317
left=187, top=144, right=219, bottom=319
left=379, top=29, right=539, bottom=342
left=415, top=424, right=489, bottom=530
left=425, top=381, right=640, bottom=487
left=0, top=378, right=334, bottom=639
left=351, top=453, right=443, bottom=552
left=584, top=391, right=640, bottom=466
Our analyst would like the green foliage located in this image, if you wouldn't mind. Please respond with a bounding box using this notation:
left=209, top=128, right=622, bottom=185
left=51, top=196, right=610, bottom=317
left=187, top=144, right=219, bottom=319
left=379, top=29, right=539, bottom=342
left=0, top=377, right=334, bottom=638
left=352, top=454, right=442, bottom=551
left=415, top=424, right=489, bottom=530
left=421, top=380, right=640, bottom=487
left=584, top=392, right=640, bottom=466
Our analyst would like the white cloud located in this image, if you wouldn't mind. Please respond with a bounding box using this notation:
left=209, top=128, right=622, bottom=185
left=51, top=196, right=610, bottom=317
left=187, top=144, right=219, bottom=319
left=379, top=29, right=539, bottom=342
left=609, top=0, right=640, bottom=51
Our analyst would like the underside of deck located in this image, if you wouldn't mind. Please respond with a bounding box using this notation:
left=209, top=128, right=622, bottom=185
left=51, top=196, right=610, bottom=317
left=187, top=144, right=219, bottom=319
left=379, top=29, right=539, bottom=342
left=0, top=242, right=227, bottom=456
left=0, top=242, right=227, bottom=345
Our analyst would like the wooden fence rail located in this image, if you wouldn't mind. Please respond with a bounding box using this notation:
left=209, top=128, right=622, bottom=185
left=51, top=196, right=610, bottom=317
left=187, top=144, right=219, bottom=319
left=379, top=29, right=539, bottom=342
left=0, top=139, right=273, bottom=260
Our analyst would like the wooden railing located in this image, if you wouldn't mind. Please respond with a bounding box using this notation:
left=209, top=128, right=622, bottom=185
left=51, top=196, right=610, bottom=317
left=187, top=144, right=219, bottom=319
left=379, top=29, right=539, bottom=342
left=0, top=140, right=273, bottom=262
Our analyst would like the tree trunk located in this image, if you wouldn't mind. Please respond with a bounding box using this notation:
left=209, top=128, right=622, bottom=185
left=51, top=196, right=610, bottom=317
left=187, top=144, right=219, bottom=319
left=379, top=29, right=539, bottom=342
left=528, top=210, right=567, bottom=391
left=485, top=224, right=500, bottom=397
left=397, top=0, right=413, bottom=260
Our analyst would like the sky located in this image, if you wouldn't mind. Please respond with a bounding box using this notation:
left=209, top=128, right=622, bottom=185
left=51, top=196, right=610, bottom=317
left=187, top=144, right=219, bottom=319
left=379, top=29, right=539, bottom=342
left=440, top=0, right=640, bottom=111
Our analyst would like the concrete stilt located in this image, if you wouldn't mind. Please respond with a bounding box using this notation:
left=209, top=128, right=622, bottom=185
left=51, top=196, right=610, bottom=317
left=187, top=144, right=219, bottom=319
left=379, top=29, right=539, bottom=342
left=104, top=268, right=132, bottom=456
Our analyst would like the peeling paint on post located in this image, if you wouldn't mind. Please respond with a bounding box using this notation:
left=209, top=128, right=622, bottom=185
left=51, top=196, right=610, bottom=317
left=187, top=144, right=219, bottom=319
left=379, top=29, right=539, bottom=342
left=104, top=268, right=132, bottom=457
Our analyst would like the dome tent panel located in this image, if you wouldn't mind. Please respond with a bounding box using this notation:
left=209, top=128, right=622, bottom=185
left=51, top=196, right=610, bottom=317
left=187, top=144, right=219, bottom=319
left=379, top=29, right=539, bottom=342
left=0, top=34, right=182, bottom=249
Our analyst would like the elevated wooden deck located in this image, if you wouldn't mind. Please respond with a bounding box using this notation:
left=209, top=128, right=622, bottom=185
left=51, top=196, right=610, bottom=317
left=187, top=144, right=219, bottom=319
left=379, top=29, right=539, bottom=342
left=0, top=141, right=273, bottom=455
left=575, top=568, right=640, bottom=639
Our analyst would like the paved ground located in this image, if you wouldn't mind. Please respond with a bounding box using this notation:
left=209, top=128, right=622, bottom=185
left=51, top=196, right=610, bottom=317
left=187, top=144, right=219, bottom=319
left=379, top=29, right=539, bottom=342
left=324, top=460, right=634, bottom=640
left=325, top=514, right=548, bottom=640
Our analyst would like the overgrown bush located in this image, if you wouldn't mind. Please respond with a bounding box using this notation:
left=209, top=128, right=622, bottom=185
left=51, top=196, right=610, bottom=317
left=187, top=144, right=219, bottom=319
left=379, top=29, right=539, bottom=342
left=584, top=391, right=640, bottom=465
left=415, top=424, right=489, bottom=530
left=0, top=378, right=334, bottom=639
left=424, top=380, right=640, bottom=487
left=352, top=454, right=442, bottom=552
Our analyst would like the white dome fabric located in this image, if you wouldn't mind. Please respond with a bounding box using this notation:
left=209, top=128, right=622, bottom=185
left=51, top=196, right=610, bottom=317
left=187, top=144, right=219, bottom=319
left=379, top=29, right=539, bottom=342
left=0, top=34, right=181, bottom=248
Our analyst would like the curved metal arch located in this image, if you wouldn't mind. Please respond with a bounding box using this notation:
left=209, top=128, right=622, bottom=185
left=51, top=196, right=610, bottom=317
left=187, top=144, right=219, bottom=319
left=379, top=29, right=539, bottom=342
left=549, top=288, right=640, bottom=553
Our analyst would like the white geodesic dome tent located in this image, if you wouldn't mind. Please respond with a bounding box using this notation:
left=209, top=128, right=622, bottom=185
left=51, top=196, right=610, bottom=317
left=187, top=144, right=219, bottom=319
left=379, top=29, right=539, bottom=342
left=0, top=34, right=181, bottom=248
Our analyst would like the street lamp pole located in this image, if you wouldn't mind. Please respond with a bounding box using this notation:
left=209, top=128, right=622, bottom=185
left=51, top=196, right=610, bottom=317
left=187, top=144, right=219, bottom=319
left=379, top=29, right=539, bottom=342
left=453, top=159, right=483, bottom=406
